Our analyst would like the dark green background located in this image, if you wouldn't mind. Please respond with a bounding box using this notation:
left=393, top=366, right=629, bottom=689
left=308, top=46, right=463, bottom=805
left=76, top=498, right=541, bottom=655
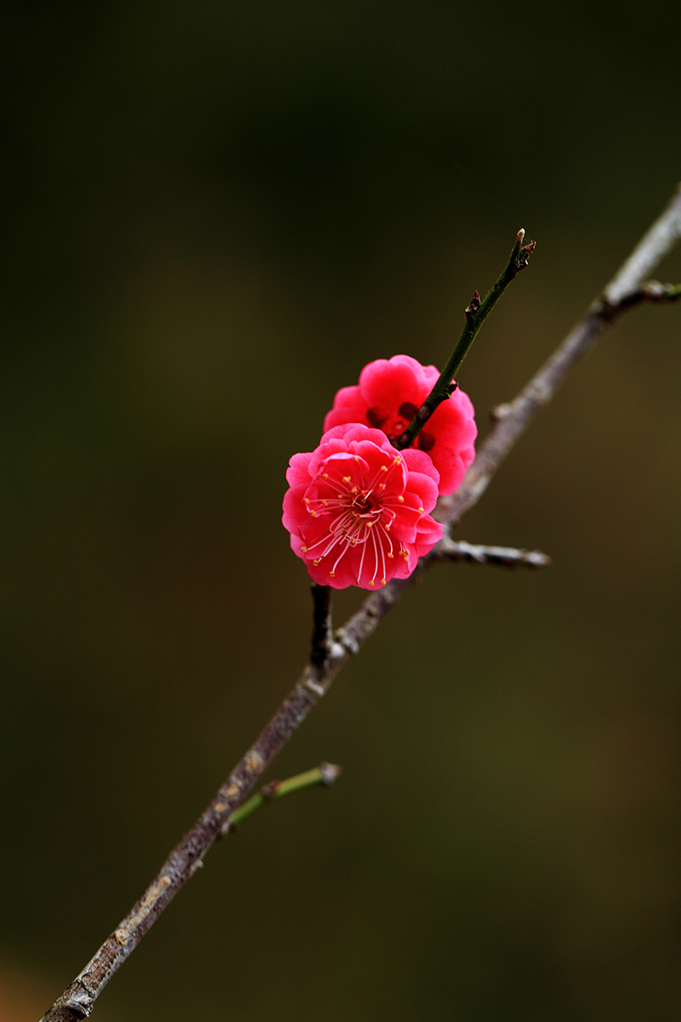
left=2, top=3, right=680, bottom=1020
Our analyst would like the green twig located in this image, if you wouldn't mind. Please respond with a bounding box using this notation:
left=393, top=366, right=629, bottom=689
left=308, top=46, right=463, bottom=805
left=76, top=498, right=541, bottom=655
left=394, top=229, right=536, bottom=451
left=228, top=763, right=342, bottom=830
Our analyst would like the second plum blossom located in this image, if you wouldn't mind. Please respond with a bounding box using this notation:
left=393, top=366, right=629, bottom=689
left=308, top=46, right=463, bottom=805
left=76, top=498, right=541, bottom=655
left=323, top=354, right=477, bottom=496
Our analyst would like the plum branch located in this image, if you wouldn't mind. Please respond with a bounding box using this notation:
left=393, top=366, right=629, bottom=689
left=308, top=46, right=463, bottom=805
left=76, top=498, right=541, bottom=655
left=41, top=183, right=681, bottom=1022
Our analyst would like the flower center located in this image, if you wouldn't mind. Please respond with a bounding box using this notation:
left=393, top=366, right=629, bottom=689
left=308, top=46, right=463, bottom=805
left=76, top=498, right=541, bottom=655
left=301, top=454, right=407, bottom=586
left=349, top=488, right=380, bottom=520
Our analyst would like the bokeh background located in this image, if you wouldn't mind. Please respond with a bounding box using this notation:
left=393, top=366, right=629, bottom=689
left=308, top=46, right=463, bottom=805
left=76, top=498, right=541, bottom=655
left=2, top=3, right=681, bottom=1020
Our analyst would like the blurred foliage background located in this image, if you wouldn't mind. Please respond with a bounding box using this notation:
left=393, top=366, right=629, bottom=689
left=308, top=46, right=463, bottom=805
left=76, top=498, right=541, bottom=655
left=2, top=2, right=680, bottom=1020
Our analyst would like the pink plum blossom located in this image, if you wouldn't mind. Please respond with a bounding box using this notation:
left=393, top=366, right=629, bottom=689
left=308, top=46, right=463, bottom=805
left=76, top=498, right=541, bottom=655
left=323, top=354, right=476, bottom=495
left=283, top=423, right=443, bottom=589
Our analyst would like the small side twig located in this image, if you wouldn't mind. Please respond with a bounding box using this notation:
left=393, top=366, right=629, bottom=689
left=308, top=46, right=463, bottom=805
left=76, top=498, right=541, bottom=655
left=601, top=278, right=681, bottom=316
left=227, top=763, right=342, bottom=832
left=433, top=538, right=551, bottom=569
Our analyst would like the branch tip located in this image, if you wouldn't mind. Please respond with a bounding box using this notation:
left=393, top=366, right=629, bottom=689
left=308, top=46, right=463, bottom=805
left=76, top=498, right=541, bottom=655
left=515, top=239, right=536, bottom=271
left=319, top=762, right=342, bottom=786
left=435, top=538, right=551, bottom=569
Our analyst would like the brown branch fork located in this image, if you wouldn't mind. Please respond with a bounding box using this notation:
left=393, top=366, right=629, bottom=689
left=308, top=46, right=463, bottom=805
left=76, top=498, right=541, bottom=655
left=41, top=184, right=681, bottom=1021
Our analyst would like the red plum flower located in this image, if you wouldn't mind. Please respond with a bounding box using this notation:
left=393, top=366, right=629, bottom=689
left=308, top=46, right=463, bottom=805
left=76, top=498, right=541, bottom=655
left=283, top=423, right=443, bottom=589
left=323, top=354, right=476, bottom=495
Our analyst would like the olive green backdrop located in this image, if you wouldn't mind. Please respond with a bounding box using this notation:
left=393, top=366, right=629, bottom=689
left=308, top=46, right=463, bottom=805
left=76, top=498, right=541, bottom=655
left=2, top=2, right=680, bottom=1020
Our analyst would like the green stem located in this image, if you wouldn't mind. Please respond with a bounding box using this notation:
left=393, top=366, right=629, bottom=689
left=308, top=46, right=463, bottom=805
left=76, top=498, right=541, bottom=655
left=228, top=763, right=341, bottom=829
left=394, top=229, right=535, bottom=451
